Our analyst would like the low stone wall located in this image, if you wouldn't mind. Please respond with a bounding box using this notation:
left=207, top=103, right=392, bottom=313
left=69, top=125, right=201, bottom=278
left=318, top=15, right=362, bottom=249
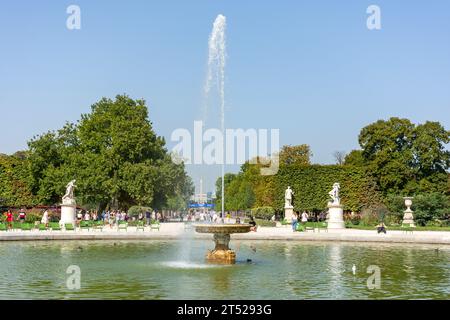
left=1, top=223, right=450, bottom=245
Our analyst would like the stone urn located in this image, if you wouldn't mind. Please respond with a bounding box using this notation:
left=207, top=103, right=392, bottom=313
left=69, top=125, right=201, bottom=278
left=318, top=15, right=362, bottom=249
left=402, top=197, right=415, bottom=227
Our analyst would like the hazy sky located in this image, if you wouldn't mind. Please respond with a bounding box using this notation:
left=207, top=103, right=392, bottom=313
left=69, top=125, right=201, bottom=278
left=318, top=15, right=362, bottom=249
left=1, top=0, right=450, bottom=192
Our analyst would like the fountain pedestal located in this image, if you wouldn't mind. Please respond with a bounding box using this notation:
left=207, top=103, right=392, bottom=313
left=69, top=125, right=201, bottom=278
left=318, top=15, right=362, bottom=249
left=195, top=224, right=251, bottom=264
left=206, top=234, right=236, bottom=264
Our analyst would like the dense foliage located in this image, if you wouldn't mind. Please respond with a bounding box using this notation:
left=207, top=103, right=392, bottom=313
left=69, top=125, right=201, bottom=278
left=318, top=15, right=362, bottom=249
left=216, top=117, right=450, bottom=226
left=0, top=95, right=194, bottom=211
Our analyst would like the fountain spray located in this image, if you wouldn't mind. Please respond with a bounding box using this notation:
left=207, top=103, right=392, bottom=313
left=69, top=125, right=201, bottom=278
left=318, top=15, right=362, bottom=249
left=204, top=14, right=227, bottom=219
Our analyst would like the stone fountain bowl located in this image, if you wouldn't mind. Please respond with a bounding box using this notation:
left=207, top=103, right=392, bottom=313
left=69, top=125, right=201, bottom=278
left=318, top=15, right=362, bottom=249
left=194, top=224, right=252, bottom=234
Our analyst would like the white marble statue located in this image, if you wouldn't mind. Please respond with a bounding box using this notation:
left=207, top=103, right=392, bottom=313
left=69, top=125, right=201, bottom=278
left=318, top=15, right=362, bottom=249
left=285, top=186, right=294, bottom=208
left=62, top=180, right=77, bottom=204
left=328, top=183, right=340, bottom=206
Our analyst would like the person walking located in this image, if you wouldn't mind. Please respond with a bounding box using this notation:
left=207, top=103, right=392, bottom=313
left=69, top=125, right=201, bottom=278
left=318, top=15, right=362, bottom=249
left=145, top=210, right=151, bottom=226
left=301, top=211, right=309, bottom=226
left=18, top=209, right=26, bottom=223
left=292, top=212, right=298, bottom=232
left=41, top=210, right=49, bottom=229
left=6, top=210, right=14, bottom=231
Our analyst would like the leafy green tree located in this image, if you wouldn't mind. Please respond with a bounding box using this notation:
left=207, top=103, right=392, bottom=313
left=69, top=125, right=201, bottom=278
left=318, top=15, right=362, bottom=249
left=344, top=150, right=365, bottom=167
left=358, top=117, right=450, bottom=195
left=27, top=95, right=193, bottom=210
left=279, top=144, right=312, bottom=166
left=0, top=154, right=35, bottom=206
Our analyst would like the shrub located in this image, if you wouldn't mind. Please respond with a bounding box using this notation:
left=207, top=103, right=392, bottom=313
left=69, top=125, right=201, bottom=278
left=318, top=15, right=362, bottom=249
left=25, top=211, right=43, bottom=223
left=128, top=206, right=152, bottom=218
left=249, top=207, right=275, bottom=220
left=360, top=208, right=379, bottom=226
left=413, top=193, right=450, bottom=226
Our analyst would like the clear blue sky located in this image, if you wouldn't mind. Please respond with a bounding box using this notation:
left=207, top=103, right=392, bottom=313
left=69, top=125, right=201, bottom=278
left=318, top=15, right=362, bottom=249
left=1, top=0, right=450, bottom=192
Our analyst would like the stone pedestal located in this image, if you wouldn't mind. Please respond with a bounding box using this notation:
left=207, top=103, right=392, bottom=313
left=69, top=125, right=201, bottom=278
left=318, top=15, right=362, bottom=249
left=402, top=209, right=415, bottom=227
left=60, top=204, right=76, bottom=225
left=327, top=203, right=345, bottom=229
left=206, top=233, right=236, bottom=264
left=284, top=206, right=294, bottom=223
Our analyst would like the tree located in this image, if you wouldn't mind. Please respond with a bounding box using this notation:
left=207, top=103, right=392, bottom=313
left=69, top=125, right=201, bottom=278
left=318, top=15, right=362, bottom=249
left=333, top=151, right=347, bottom=165
left=344, top=150, right=365, bottom=167
left=279, top=145, right=312, bottom=166
left=27, top=95, right=194, bottom=210
left=0, top=154, right=35, bottom=207
left=358, top=117, right=450, bottom=195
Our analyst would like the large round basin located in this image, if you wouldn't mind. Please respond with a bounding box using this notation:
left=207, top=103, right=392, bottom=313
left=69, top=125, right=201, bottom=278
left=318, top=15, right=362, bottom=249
left=194, top=224, right=251, bottom=234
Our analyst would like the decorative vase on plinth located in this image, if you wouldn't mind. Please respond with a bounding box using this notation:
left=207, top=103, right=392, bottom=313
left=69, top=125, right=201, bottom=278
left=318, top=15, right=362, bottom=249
left=402, top=197, right=415, bottom=227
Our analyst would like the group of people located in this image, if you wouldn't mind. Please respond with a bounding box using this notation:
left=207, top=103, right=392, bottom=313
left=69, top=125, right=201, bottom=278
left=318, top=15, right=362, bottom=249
left=291, top=211, right=311, bottom=232
left=185, top=210, right=226, bottom=223
left=75, top=209, right=161, bottom=228
left=2, top=208, right=51, bottom=230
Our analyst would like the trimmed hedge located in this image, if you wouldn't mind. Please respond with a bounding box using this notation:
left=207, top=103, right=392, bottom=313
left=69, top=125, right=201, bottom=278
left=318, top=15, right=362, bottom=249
left=274, top=165, right=383, bottom=212
left=250, top=206, right=275, bottom=220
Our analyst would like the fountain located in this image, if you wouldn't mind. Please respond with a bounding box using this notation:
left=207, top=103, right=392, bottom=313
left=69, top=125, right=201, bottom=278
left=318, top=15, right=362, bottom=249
left=193, top=15, right=252, bottom=265
left=195, top=224, right=251, bottom=264
left=204, top=14, right=226, bottom=219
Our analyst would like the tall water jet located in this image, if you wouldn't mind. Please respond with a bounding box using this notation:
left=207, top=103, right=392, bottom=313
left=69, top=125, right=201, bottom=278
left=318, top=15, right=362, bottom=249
left=204, top=14, right=227, bottom=219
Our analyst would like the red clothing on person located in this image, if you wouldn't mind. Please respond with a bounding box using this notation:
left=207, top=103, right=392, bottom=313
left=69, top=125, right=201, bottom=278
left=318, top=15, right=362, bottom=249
left=6, top=212, right=13, bottom=222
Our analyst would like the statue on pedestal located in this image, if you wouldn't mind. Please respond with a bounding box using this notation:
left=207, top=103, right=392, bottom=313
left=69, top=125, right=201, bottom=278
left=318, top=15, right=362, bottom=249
left=285, top=186, right=294, bottom=208
left=328, top=183, right=340, bottom=206
left=327, top=182, right=344, bottom=229
left=62, top=180, right=77, bottom=205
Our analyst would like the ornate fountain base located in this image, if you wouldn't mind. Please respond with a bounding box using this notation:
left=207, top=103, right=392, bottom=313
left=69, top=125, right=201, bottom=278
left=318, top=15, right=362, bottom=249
left=206, top=234, right=236, bottom=264
left=194, top=224, right=252, bottom=265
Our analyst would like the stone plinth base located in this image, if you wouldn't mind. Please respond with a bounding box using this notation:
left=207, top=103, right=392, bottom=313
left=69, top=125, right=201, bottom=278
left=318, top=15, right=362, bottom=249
left=206, top=233, right=236, bottom=264
left=284, top=206, right=294, bottom=223
left=206, top=249, right=236, bottom=264
left=327, top=204, right=345, bottom=229
left=60, top=204, right=76, bottom=225
left=402, top=210, right=415, bottom=227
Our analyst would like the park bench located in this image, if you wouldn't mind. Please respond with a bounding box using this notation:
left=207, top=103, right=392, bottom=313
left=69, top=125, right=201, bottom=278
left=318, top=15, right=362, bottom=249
left=150, top=221, right=160, bottom=231
left=80, top=221, right=93, bottom=231
left=316, top=221, right=328, bottom=233
left=136, top=221, right=145, bottom=231
left=65, top=223, right=75, bottom=231
left=118, top=221, right=128, bottom=231
left=401, top=223, right=415, bottom=234
left=305, top=222, right=315, bottom=232
left=13, top=222, right=22, bottom=231
left=93, top=221, right=104, bottom=231
left=49, top=222, right=61, bottom=231
left=21, top=223, right=33, bottom=231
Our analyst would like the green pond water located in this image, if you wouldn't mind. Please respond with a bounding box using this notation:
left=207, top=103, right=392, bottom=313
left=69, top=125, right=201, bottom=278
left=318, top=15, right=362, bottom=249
left=0, top=240, right=449, bottom=299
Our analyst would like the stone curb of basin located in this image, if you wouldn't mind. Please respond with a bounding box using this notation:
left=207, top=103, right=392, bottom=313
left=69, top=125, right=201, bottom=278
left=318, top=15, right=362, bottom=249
left=0, top=223, right=449, bottom=245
